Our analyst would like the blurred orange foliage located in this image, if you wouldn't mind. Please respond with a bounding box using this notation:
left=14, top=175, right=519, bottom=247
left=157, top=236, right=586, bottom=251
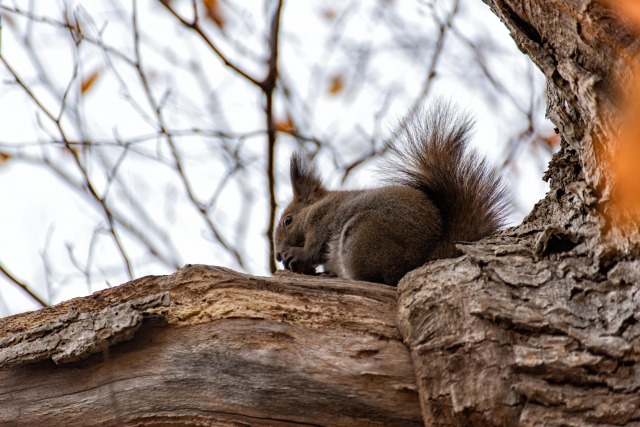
left=328, top=74, right=345, bottom=96
left=611, top=93, right=640, bottom=215
left=541, top=132, right=561, bottom=150
left=80, top=70, right=101, bottom=95
left=202, top=0, right=225, bottom=29
left=276, top=115, right=295, bottom=134
left=0, top=152, right=10, bottom=165
left=605, top=1, right=640, bottom=219
left=321, top=8, right=337, bottom=22
left=606, top=0, right=640, bottom=30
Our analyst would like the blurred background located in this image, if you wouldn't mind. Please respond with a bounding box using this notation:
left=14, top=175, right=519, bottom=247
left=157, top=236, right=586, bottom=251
left=0, top=0, right=557, bottom=316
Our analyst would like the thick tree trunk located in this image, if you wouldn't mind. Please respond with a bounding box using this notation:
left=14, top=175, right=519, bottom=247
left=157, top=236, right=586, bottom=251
left=1, top=1, right=639, bottom=426
left=0, top=265, right=422, bottom=426
left=397, top=0, right=640, bottom=426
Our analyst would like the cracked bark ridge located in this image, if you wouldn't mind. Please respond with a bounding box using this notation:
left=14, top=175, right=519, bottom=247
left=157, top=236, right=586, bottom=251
left=0, top=265, right=422, bottom=426
left=398, top=236, right=640, bottom=426
left=0, top=293, right=169, bottom=366
left=397, top=1, right=640, bottom=425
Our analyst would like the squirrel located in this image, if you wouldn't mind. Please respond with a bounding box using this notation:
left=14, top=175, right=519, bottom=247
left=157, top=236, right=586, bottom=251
left=274, top=101, right=511, bottom=286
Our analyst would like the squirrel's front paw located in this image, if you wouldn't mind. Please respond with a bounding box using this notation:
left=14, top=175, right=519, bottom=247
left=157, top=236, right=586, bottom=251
left=318, top=270, right=337, bottom=278
left=282, top=248, right=317, bottom=275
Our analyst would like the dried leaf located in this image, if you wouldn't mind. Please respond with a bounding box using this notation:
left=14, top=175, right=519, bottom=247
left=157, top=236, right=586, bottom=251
left=328, top=74, right=345, bottom=96
left=541, top=132, right=560, bottom=150
left=1, top=14, right=15, bottom=29
left=611, top=67, right=640, bottom=219
left=202, top=0, right=225, bottom=29
left=61, top=144, right=83, bottom=158
left=80, top=70, right=101, bottom=94
left=606, top=0, right=640, bottom=30
left=276, top=115, right=295, bottom=134
left=0, top=152, right=10, bottom=165
left=612, top=126, right=640, bottom=214
left=321, top=8, right=336, bottom=21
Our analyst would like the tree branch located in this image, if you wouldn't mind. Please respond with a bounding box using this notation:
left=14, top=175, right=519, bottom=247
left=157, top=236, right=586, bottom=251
left=0, top=262, right=47, bottom=308
left=263, top=0, right=285, bottom=273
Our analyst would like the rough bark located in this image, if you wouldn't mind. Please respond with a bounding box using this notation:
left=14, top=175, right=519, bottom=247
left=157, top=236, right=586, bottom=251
left=0, top=265, right=422, bottom=426
left=397, top=1, right=640, bottom=426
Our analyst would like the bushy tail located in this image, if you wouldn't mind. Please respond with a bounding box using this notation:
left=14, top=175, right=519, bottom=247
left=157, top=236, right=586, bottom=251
left=384, top=101, right=511, bottom=260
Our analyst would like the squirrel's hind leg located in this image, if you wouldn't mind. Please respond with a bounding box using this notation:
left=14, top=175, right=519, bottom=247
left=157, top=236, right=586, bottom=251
left=330, top=213, right=410, bottom=286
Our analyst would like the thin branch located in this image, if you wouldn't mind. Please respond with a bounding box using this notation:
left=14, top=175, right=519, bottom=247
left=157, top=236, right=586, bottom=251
left=403, top=0, right=460, bottom=130
left=0, top=54, right=134, bottom=280
left=18, top=149, right=182, bottom=270
left=132, top=0, right=245, bottom=269
left=156, top=0, right=261, bottom=87
left=263, top=0, right=285, bottom=273
left=0, top=128, right=266, bottom=151
left=0, top=262, right=47, bottom=308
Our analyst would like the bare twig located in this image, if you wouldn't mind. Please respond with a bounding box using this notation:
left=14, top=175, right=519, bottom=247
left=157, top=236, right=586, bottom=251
left=0, top=54, right=135, bottom=280
left=156, top=0, right=261, bottom=87
left=132, top=0, right=245, bottom=268
left=0, top=262, right=47, bottom=308
left=263, top=0, right=285, bottom=273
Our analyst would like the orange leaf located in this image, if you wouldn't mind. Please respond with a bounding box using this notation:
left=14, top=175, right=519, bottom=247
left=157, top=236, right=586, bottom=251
left=541, top=132, right=560, bottom=150
left=328, top=74, right=345, bottom=96
left=60, top=144, right=84, bottom=158
left=610, top=64, right=640, bottom=219
left=1, top=14, right=15, bottom=29
left=321, top=8, right=337, bottom=21
left=606, top=0, right=640, bottom=30
left=276, top=115, right=295, bottom=134
left=612, top=123, right=640, bottom=214
left=0, top=152, right=10, bottom=165
left=80, top=70, right=100, bottom=94
left=614, top=148, right=640, bottom=206
left=202, top=0, right=225, bottom=28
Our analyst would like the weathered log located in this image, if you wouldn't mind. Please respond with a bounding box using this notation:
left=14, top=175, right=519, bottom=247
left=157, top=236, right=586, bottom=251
left=0, top=265, right=422, bottom=426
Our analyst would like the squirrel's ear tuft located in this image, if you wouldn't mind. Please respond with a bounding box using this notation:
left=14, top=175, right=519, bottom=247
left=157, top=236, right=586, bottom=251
left=290, top=153, right=327, bottom=203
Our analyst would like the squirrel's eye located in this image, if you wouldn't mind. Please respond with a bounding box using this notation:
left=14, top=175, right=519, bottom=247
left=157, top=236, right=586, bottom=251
left=283, top=215, right=293, bottom=228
